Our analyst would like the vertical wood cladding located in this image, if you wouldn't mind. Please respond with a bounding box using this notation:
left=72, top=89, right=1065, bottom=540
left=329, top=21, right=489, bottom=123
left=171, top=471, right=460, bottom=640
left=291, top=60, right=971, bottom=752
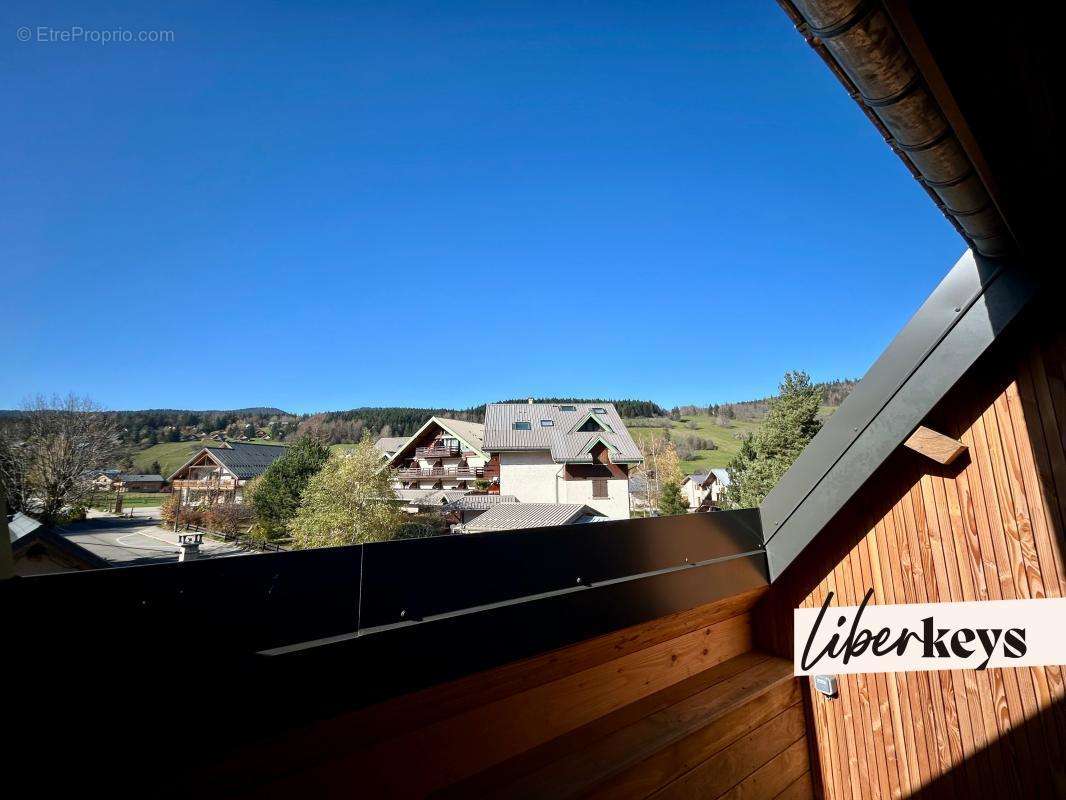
left=757, top=312, right=1066, bottom=798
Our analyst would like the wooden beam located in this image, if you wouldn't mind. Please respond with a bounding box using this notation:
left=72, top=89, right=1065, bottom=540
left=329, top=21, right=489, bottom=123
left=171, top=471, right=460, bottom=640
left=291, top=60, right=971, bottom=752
left=904, top=425, right=968, bottom=465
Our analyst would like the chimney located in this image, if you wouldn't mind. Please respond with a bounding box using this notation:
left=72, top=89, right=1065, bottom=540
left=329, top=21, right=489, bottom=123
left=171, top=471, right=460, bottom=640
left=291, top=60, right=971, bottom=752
left=178, top=532, right=203, bottom=562
left=527, top=397, right=534, bottom=404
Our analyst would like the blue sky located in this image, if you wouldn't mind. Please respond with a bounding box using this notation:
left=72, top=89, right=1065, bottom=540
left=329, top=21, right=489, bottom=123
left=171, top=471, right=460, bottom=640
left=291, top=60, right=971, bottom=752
left=4, top=1, right=962, bottom=413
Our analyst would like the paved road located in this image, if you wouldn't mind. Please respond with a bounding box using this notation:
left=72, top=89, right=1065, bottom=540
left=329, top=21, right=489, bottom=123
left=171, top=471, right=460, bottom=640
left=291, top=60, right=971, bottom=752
left=59, top=510, right=253, bottom=566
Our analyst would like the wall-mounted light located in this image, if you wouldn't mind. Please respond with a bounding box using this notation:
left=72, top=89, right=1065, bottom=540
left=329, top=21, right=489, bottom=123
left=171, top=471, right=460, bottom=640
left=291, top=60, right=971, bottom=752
left=814, top=674, right=839, bottom=699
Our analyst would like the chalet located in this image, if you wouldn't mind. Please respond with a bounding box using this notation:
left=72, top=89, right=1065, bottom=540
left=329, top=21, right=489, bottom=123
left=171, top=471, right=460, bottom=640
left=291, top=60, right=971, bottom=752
left=90, top=469, right=122, bottom=490
left=385, top=417, right=487, bottom=491
left=168, top=441, right=288, bottom=504
left=9, top=4, right=1065, bottom=799
left=115, top=473, right=167, bottom=492
left=482, top=402, right=643, bottom=520
left=680, top=468, right=731, bottom=511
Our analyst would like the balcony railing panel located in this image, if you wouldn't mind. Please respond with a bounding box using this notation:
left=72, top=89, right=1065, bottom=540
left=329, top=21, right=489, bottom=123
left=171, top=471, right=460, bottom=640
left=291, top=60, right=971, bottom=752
left=394, top=466, right=484, bottom=479
left=415, top=444, right=462, bottom=459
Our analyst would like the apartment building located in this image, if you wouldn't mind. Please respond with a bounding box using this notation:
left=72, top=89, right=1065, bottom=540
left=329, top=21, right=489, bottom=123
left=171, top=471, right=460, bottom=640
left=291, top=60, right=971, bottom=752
left=481, top=402, right=643, bottom=520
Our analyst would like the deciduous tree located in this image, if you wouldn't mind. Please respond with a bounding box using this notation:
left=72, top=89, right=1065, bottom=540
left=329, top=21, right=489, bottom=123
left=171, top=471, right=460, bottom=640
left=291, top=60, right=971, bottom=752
left=0, top=394, right=122, bottom=523
left=290, top=437, right=403, bottom=548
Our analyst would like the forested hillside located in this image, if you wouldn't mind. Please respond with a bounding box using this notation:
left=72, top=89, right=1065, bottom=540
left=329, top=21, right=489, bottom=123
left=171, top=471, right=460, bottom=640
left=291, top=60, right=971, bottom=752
left=0, top=397, right=666, bottom=453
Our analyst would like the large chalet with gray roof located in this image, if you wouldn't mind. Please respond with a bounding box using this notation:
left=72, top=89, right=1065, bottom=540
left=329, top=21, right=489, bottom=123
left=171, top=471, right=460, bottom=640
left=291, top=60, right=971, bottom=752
left=385, top=417, right=488, bottom=492
left=482, top=401, right=643, bottom=520
left=168, top=441, right=288, bottom=505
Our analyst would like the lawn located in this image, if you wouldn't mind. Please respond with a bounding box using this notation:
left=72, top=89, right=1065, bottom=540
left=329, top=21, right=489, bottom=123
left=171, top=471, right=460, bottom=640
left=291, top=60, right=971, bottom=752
left=132, top=439, right=220, bottom=476
left=90, top=491, right=166, bottom=509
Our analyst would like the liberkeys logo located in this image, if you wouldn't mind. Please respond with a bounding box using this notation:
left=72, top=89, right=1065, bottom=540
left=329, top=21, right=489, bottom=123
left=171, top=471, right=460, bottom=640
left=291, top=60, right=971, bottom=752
left=792, top=590, right=1064, bottom=676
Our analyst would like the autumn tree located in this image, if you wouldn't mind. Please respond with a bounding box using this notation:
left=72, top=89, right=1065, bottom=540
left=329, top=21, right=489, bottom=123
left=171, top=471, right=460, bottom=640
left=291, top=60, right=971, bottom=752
left=289, top=436, right=403, bottom=548
left=0, top=394, right=122, bottom=523
left=722, top=371, right=822, bottom=509
left=632, top=434, right=684, bottom=509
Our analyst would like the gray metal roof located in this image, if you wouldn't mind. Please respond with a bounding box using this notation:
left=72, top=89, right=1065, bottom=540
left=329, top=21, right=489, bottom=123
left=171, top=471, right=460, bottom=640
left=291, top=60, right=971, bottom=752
left=395, top=489, right=470, bottom=507
left=482, top=403, right=643, bottom=464
left=460, top=502, right=605, bottom=533
left=442, top=494, right=518, bottom=512
left=117, top=474, right=164, bottom=482
left=374, top=436, right=410, bottom=455
left=9, top=511, right=42, bottom=543
left=205, top=442, right=289, bottom=479
left=684, top=469, right=730, bottom=488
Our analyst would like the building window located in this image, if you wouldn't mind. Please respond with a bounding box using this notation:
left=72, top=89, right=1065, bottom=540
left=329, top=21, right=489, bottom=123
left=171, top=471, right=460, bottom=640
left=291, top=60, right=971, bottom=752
left=592, top=479, right=608, bottom=498
left=592, top=407, right=606, bottom=414
left=559, top=405, right=576, bottom=411
left=513, top=421, right=531, bottom=430
left=578, top=417, right=608, bottom=433
left=540, top=419, right=554, bottom=427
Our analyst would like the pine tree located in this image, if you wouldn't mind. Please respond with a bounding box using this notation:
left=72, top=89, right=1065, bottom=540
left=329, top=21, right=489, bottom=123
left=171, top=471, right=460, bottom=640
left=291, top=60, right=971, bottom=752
left=249, top=435, right=331, bottom=535
left=722, top=371, right=822, bottom=509
left=658, top=481, right=689, bottom=516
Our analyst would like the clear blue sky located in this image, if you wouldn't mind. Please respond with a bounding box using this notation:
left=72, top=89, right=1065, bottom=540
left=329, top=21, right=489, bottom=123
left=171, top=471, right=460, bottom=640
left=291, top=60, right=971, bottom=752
left=4, top=1, right=962, bottom=414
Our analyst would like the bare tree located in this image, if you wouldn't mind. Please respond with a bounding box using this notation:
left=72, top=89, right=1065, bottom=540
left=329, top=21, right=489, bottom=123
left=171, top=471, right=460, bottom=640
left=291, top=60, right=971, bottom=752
left=0, top=394, right=122, bottom=523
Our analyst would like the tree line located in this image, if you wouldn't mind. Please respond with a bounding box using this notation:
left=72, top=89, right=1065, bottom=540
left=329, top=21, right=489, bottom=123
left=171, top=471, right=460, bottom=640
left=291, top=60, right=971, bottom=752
left=0, top=398, right=671, bottom=451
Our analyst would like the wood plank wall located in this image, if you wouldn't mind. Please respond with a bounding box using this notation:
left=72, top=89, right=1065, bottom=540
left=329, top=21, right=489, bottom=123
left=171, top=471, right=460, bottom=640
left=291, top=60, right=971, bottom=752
left=756, top=312, right=1066, bottom=798
left=202, top=586, right=812, bottom=799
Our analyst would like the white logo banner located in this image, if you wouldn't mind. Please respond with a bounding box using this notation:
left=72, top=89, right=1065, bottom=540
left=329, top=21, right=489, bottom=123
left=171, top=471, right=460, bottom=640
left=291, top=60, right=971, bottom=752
left=794, top=590, right=1066, bottom=676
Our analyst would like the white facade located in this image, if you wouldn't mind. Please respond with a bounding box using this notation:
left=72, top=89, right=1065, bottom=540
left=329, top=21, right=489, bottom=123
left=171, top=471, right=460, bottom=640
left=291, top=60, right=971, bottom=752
left=497, top=451, right=561, bottom=503
left=497, top=451, right=631, bottom=520
left=680, top=471, right=729, bottom=511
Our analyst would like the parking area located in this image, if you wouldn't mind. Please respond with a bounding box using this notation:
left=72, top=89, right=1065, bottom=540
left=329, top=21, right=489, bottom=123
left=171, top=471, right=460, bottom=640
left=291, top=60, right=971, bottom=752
left=58, top=510, right=252, bottom=566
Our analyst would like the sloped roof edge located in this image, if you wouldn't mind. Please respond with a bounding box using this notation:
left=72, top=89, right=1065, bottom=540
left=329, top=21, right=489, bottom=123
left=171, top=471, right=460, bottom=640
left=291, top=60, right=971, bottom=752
left=760, top=250, right=1037, bottom=580
left=385, top=417, right=487, bottom=468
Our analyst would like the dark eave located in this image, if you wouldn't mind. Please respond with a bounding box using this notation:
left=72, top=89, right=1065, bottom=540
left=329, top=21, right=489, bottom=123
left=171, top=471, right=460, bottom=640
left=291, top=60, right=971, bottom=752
left=760, top=250, right=1037, bottom=579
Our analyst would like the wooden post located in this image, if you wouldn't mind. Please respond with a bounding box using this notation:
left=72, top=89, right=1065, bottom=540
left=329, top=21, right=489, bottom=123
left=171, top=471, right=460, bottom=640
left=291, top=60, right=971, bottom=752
left=904, top=425, right=967, bottom=465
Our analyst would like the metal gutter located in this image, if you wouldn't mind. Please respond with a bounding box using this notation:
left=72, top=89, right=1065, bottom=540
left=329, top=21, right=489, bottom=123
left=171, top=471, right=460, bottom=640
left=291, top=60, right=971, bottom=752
left=776, top=0, right=1013, bottom=257
left=760, top=250, right=1038, bottom=579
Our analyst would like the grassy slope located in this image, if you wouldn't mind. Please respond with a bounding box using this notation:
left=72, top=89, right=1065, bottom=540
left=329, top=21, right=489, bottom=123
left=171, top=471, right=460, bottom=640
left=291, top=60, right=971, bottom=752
left=133, top=438, right=294, bottom=476
left=624, top=416, right=763, bottom=472
left=624, top=406, right=838, bottom=474
left=132, top=439, right=222, bottom=476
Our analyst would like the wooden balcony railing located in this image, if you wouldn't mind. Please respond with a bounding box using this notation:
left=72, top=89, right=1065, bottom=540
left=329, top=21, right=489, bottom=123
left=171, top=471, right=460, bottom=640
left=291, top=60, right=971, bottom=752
left=394, top=466, right=484, bottom=479
left=172, top=478, right=239, bottom=491
left=415, top=444, right=462, bottom=459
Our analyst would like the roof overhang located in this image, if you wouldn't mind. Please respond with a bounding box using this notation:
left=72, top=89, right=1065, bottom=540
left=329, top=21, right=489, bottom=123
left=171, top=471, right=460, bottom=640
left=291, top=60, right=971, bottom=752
left=167, top=447, right=230, bottom=482
left=761, top=249, right=1037, bottom=579
left=385, top=417, right=487, bottom=468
